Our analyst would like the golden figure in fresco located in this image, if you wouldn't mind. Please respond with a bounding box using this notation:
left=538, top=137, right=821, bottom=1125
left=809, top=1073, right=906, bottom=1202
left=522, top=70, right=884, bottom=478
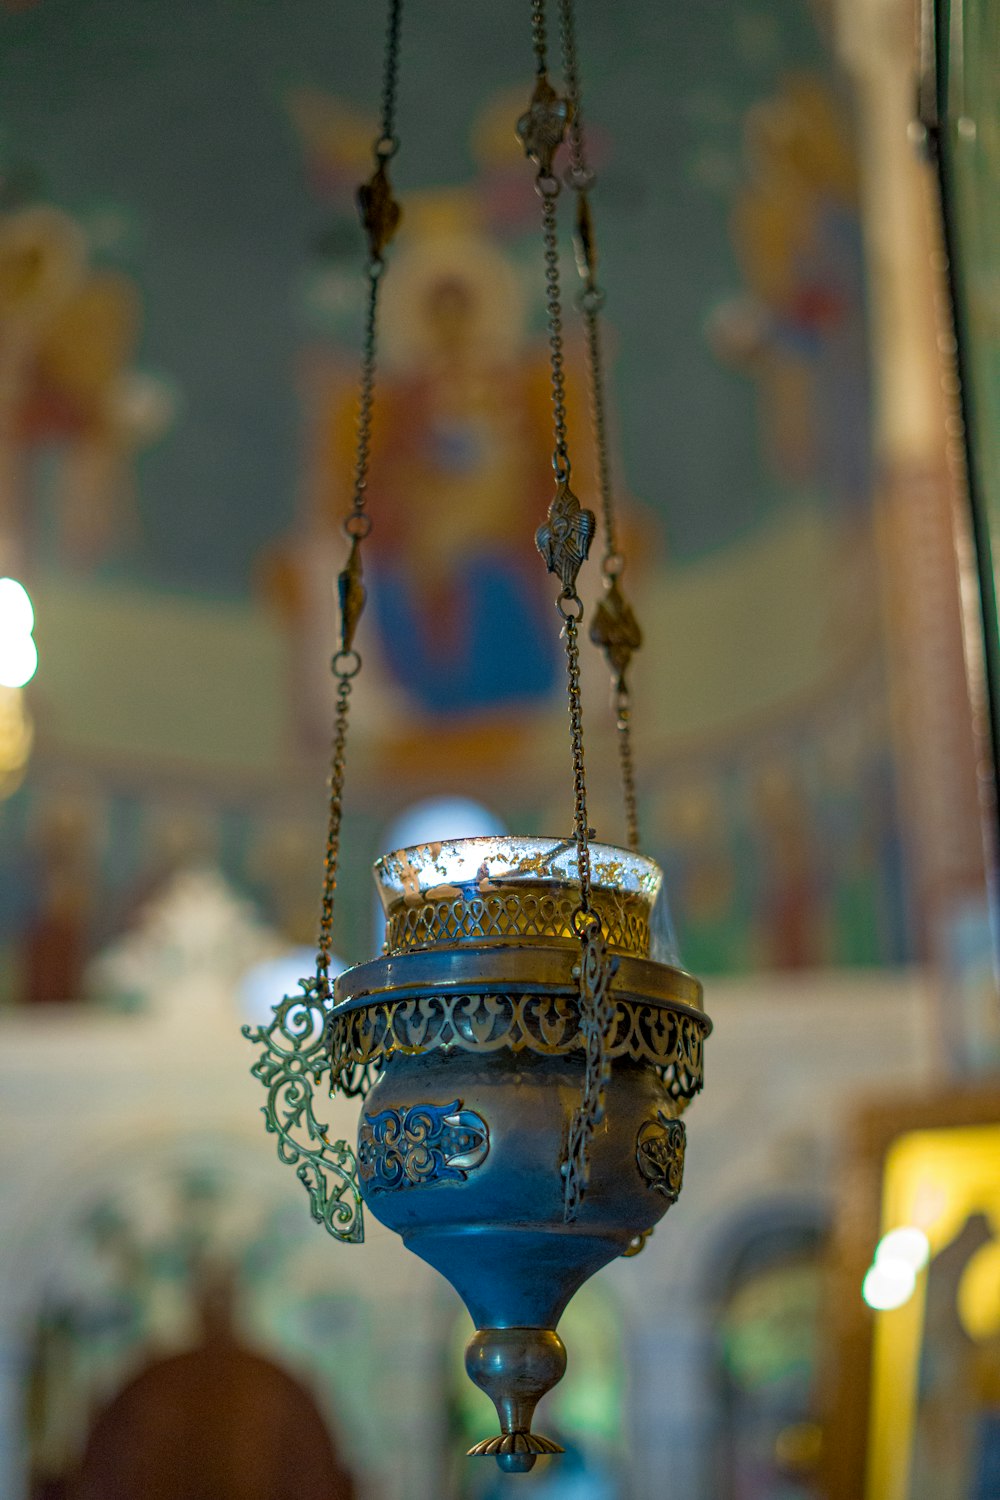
left=269, top=92, right=602, bottom=774
left=710, top=74, right=871, bottom=516
left=0, top=202, right=170, bottom=572
left=324, top=212, right=563, bottom=717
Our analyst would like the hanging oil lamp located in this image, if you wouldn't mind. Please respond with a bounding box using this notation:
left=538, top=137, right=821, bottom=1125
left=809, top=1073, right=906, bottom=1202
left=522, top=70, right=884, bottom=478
left=246, top=0, right=710, bottom=1472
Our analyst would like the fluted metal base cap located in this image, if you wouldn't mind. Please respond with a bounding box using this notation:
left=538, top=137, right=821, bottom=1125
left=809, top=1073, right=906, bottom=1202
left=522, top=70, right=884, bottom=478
left=464, top=1326, right=568, bottom=1471
left=467, top=1431, right=564, bottom=1473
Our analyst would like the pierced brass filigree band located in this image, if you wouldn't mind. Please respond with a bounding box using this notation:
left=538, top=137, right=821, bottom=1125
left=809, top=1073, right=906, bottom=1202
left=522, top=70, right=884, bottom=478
left=328, top=991, right=707, bottom=1106
left=384, top=885, right=651, bottom=959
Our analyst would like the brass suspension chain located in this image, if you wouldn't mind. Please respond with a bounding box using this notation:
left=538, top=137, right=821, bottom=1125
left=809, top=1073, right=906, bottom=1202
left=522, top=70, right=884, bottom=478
left=530, top=0, right=549, bottom=78
left=315, top=0, right=404, bottom=996
left=557, top=0, right=643, bottom=853
left=520, top=0, right=596, bottom=920
left=540, top=187, right=572, bottom=488
left=520, top=0, right=617, bottom=1224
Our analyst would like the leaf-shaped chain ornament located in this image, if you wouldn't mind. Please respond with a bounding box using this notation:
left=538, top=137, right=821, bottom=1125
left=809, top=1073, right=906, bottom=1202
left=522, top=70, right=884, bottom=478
left=337, top=538, right=367, bottom=652
left=535, top=482, right=596, bottom=594
left=590, top=576, right=642, bottom=691
left=573, top=192, right=597, bottom=282
left=243, top=978, right=364, bottom=1243
left=516, top=73, right=572, bottom=176
left=357, top=163, right=401, bottom=260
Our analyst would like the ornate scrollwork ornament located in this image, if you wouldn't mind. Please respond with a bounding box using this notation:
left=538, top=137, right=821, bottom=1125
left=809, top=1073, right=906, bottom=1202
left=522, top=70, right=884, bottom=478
left=536, top=481, right=596, bottom=595
left=243, top=978, right=364, bottom=1243
left=358, top=1099, right=489, bottom=1193
left=636, top=1113, right=686, bottom=1203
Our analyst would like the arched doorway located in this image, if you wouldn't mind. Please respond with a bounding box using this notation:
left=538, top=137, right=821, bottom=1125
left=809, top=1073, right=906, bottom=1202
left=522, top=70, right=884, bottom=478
left=20, top=1142, right=366, bottom=1500
left=706, top=1201, right=827, bottom=1500
left=70, top=1270, right=354, bottom=1500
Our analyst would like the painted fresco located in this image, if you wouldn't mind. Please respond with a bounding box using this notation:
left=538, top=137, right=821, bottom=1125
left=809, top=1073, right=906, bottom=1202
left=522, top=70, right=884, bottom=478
left=711, top=74, right=872, bottom=520
left=0, top=200, right=173, bottom=573
left=269, top=89, right=579, bottom=752
left=0, top=0, right=911, bottom=995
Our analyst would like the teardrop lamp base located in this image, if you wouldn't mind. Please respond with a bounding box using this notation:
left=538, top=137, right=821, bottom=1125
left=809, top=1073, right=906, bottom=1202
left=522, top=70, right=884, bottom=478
left=465, top=1326, right=567, bottom=1473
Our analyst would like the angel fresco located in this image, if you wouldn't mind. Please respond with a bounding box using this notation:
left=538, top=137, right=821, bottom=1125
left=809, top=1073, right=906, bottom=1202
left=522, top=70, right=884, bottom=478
left=0, top=197, right=171, bottom=574
left=708, top=74, right=872, bottom=518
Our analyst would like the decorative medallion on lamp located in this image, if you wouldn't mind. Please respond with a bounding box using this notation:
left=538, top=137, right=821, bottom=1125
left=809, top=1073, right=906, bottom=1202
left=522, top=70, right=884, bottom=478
left=246, top=0, right=711, bottom=1471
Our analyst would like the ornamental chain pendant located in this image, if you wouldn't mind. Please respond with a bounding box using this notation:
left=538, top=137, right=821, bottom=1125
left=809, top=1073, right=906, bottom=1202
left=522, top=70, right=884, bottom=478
left=244, top=0, right=406, bottom=1245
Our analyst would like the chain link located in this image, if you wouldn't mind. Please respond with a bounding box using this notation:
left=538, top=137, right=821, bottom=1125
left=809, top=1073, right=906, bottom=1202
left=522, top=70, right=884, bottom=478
left=614, top=688, right=640, bottom=853
left=316, top=674, right=353, bottom=991
left=561, top=608, right=593, bottom=915
left=557, top=0, right=642, bottom=852
left=378, top=0, right=403, bottom=147
left=530, top=0, right=548, bottom=75
left=581, top=298, right=616, bottom=563
left=315, top=0, right=404, bottom=992
left=540, top=186, right=571, bottom=482
left=557, top=0, right=591, bottom=195
left=348, top=268, right=382, bottom=527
